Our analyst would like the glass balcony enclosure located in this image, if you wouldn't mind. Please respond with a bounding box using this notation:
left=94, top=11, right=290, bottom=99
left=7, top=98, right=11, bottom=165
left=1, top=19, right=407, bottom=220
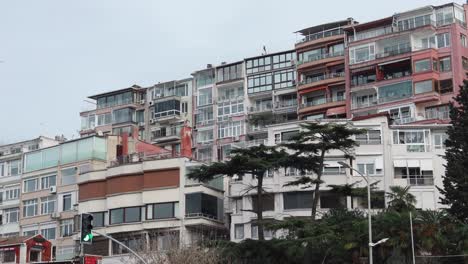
left=96, top=91, right=134, bottom=109
left=24, top=136, right=107, bottom=173
left=298, top=43, right=344, bottom=64
left=112, top=107, right=135, bottom=124
left=298, top=27, right=344, bottom=44
left=378, top=81, right=412, bottom=103
left=153, top=99, right=181, bottom=118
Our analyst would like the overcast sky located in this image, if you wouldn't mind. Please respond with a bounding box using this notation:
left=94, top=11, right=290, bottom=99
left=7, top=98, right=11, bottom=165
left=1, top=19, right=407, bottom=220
left=0, top=0, right=460, bottom=143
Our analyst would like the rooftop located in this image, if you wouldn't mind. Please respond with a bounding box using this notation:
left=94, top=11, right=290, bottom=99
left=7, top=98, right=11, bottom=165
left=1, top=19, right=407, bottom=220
left=88, top=84, right=144, bottom=100
left=295, top=18, right=355, bottom=36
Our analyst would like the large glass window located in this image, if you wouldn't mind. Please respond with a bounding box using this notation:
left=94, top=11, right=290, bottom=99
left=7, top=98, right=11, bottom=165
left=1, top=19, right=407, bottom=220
left=61, top=167, right=77, bottom=186
left=349, top=44, right=375, bottom=64
left=252, top=195, right=275, bottom=212
left=9, top=159, right=21, bottom=176
left=96, top=91, right=133, bottom=109
left=439, top=79, right=453, bottom=94
left=195, top=71, right=214, bottom=87
left=437, top=33, right=451, bottom=48
left=320, top=192, right=346, bottom=209
left=23, top=199, right=38, bottom=217
left=23, top=178, right=38, bottom=193
left=217, top=101, right=244, bottom=120
left=41, top=227, right=56, bottom=240
left=97, top=112, right=112, bottom=126
left=147, top=202, right=179, bottom=220
left=91, top=212, right=105, bottom=227
left=41, top=175, right=56, bottom=189
left=378, top=81, right=412, bottom=103
left=185, top=193, right=220, bottom=220
left=414, top=80, right=434, bottom=94
left=273, top=69, right=296, bottom=89
left=218, top=121, right=244, bottom=138
left=355, top=130, right=381, bottom=144
left=234, top=224, right=244, bottom=239
left=397, top=14, right=431, bottom=31
left=112, top=107, right=135, bottom=124
left=283, top=191, right=313, bottom=210
left=5, top=187, right=20, bottom=200
left=62, top=194, right=72, bottom=211
left=60, top=219, right=74, bottom=237
left=272, top=52, right=295, bottom=69
left=197, top=88, right=213, bottom=106
left=4, top=207, right=19, bottom=223
left=43, top=147, right=60, bottom=168
left=217, top=63, right=243, bottom=82
left=414, top=59, right=431, bottom=73
left=110, top=207, right=141, bottom=224
left=246, top=56, right=272, bottom=74
left=425, top=104, right=449, bottom=120
left=247, top=73, right=273, bottom=94
left=439, top=57, right=451, bottom=72
left=393, top=129, right=430, bottom=152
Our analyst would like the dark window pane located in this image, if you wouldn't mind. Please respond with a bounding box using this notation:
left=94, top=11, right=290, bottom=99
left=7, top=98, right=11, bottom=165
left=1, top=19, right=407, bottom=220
left=124, top=207, right=141, bottom=222
left=154, top=203, right=174, bottom=219
left=110, top=208, right=124, bottom=224
left=283, top=191, right=313, bottom=210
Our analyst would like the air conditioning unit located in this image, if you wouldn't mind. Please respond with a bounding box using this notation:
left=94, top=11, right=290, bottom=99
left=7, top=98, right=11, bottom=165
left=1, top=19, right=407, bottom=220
left=149, top=101, right=154, bottom=106
left=150, top=119, right=156, bottom=124
left=140, top=99, right=145, bottom=105
left=156, top=94, right=162, bottom=98
left=138, top=121, right=145, bottom=127
left=49, top=186, right=57, bottom=194
left=51, top=212, right=60, bottom=219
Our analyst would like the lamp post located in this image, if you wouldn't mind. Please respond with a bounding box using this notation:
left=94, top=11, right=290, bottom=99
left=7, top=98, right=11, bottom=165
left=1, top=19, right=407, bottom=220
left=338, top=161, right=374, bottom=264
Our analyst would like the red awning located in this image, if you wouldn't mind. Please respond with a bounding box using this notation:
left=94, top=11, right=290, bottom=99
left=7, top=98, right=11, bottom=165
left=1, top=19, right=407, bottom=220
left=326, top=106, right=346, bottom=116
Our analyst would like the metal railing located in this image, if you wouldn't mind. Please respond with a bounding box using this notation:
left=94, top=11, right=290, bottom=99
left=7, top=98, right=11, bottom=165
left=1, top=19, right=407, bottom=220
left=393, top=117, right=416, bottom=125
left=378, top=93, right=412, bottom=104
left=425, top=110, right=449, bottom=120
left=351, top=99, right=378, bottom=109
left=300, top=72, right=345, bottom=85
left=375, top=45, right=411, bottom=59
left=110, top=152, right=177, bottom=167
left=154, top=110, right=181, bottom=119
left=401, top=176, right=434, bottom=186
left=298, top=50, right=344, bottom=64
left=249, top=104, right=273, bottom=113
left=301, top=96, right=345, bottom=108
left=298, top=28, right=344, bottom=44
left=348, top=26, right=394, bottom=42
left=275, top=101, right=297, bottom=109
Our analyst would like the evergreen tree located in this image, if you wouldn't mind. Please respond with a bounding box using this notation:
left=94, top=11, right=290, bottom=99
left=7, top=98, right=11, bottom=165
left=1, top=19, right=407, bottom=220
left=281, top=122, right=364, bottom=220
left=187, top=145, right=288, bottom=240
left=439, top=80, right=468, bottom=223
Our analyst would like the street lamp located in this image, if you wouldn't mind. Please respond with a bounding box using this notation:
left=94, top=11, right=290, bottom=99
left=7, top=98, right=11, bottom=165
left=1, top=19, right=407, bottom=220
left=338, top=161, right=375, bottom=264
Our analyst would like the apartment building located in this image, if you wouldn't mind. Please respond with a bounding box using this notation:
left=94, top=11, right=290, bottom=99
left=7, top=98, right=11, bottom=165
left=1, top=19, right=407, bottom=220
left=146, top=78, right=193, bottom=155
left=345, top=3, right=467, bottom=125
left=0, top=137, right=59, bottom=238
left=295, top=19, right=355, bottom=120
left=19, top=135, right=119, bottom=261
left=77, top=154, right=225, bottom=263
left=80, top=85, right=147, bottom=139
left=229, top=114, right=447, bottom=241
left=244, top=50, right=298, bottom=147
left=192, top=61, right=246, bottom=163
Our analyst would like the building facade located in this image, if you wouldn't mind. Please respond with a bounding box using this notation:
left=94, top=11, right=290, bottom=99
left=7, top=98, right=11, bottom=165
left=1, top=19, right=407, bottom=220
left=0, top=137, right=59, bottom=238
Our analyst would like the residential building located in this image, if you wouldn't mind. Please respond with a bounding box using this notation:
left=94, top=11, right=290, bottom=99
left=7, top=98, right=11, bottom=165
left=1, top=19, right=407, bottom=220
left=80, top=85, right=147, bottom=139
left=228, top=114, right=448, bottom=242
left=0, top=234, right=53, bottom=263
left=19, top=135, right=119, bottom=261
left=345, top=3, right=467, bottom=125
left=147, top=78, right=193, bottom=156
left=77, top=151, right=225, bottom=263
left=295, top=19, right=355, bottom=120
left=0, top=137, right=59, bottom=238
left=244, top=50, right=298, bottom=147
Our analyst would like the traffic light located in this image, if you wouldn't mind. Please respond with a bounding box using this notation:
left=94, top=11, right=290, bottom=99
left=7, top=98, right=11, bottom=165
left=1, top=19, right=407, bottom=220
left=81, top=213, right=94, bottom=244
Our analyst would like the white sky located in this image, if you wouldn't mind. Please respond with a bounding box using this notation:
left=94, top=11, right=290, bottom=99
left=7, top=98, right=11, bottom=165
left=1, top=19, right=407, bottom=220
left=0, top=0, right=460, bottom=143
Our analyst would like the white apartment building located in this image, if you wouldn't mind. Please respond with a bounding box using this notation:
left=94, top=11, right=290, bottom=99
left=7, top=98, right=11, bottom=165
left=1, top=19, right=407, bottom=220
left=228, top=115, right=447, bottom=242
left=0, top=136, right=59, bottom=238
left=77, top=156, right=226, bottom=263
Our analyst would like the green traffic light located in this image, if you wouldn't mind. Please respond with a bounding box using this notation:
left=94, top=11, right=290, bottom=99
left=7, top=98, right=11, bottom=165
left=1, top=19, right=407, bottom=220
left=83, top=233, right=93, bottom=242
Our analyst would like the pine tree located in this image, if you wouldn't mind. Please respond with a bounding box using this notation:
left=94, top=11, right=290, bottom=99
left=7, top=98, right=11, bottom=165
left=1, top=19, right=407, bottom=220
left=439, top=80, right=468, bottom=223
left=282, top=122, right=364, bottom=220
left=187, top=145, right=288, bottom=240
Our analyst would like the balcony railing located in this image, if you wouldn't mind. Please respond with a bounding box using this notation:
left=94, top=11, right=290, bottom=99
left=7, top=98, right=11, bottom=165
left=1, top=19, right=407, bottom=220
left=393, top=116, right=416, bottom=125
left=152, top=127, right=182, bottom=141
left=401, top=176, right=434, bottom=186
left=378, top=93, right=412, bottom=104
left=300, top=72, right=345, bottom=86
left=351, top=99, right=378, bottom=109
left=245, top=139, right=268, bottom=147
left=154, top=110, right=181, bottom=119
left=301, top=96, right=345, bottom=108
left=348, top=26, right=394, bottom=42
left=425, top=110, right=449, bottom=120
left=298, top=50, right=344, bottom=65
left=217, top=95, right=244, bottom=103
left=249, top=103, right=273, bottom=113
left=375, top=45, right=411, bottom=59
left=275, top=101, right=297, bottom=109
left=298, top=28, right=344, bottom=44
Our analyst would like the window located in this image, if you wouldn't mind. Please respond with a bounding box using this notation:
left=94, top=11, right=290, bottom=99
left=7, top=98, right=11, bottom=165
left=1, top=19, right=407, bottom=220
left=96, top=92, right=133, bottom=109
left=439, top=57, right=451, bottom=72
left=284, top=167, right=299, bottom=176
left=414, top=80, right=433, bottom=94
left=147, top=202, right=178, bottom=220
left=357, top=163, right=376, bottom=175
left=197, top=88, right=213, bottom=106
left=437, top=33, right=451, bottom=48
left=320, top=192, right=346, bottom=209
left=274, top=130, right=299, bottom=144
left=218, top=121, right=244, bottom=138
left=252, top=195, right=275, bottom=212
left=41, top=175, right=56, bottom=190
left=9, top=160, right=21, bottom=176
left=397, top=14, right=431, bottom=31
left=439, top=79, right=453, bottom=94
left=5, top=187, right=20, bottom=200
left=355, top=130, right=381, bottom=144
left=110, top=207, right=141, bottom=224
left=461, top=34, right=467, bottom=47
left=273, top=69, right=296, bottom=89
left=349, top=44, right=375, bottom=64
left=41, top=196, right=56, bottom=215
left=112, top=107, right=135, bottom=124
left=23, top=199, right=38, bottom=217
left=425, top=104, right=449, bottom=120
left=378, top=81, right=412, bottom=103
left=233, top=198, right=243, bottom=214
left=24, top=178, right=39, bottom=193
left=91, top=212, right=105, bottom=227
left=60, top=219, right=74, bottom=237
left=4, top=207, right=19, bottom=223
left=247, top=73, right=273, bottom=94
left=23, top=230, right=38, bottom=237
left=234, top=224, right=244, bottom=239
left=414, top=59, right=431, bottom=73
left=62, top=194, right=72, bottom=211
left=41, top=227, right=56, bottom=240
left=246, top=56, right=272, bottom=74
left=81, top=114, right=96, bottom=130
left=61, top=167, right=77, bottom=186
left=273, top=52, right=295, bottom=69
left=1, top=250, right=15, bottom=263
left=393, top=130, right=430, bottom=152
left=251, top=223, right=274, bottom=239
left=463, top=57, right=468, bottom=70
left=283, top=191, right=313, bottom=210
left=195, top=71, right=214, bottom=87
left=434, top=133, right=449, bottom=149
left=97, top=112, right=112, bottom=126
left=217, top=63, right=243, bottom=82
left=185, top=193, right=220, bottom=220
left=181, top=102, right=188, bottom=114
left=217, top=100, right=244, bottom=120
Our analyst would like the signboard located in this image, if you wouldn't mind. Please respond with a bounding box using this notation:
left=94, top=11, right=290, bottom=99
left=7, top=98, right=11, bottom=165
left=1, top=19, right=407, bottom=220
left=84, top=255, right=102, bottom=264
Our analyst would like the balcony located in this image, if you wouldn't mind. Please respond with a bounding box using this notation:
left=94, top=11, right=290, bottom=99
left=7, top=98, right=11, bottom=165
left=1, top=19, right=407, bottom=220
left=245, top=139, right=268, bottom=147
left=297, top=51, right=345, bottom=69
left=153, top=110, right=181, bottom=122
left=296, top=28, right=344, bottom=49
left=151, top=127, right=182, bottom=143
left=400, top=176, right=434, bottom=186
left=249, top=103, right=273, bottom=114
left=392, top=117, right=416, bottom=125
left=351, top=99, right=378, bottom=110
left=299, top=97, right=346, bottom=114
left=375, top=45, right=411, bottom=59
left=425, top=110, right=449, bottom=120
left=274, top=101, right=298, bottom=113
left=298, top=72, right=345, bottom=91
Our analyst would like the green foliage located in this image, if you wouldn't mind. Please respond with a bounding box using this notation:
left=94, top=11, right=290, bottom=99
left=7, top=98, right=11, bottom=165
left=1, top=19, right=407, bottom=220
left=386, top=186, right=416, bottom=213
left=439, top=80, right=468, bottom=224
